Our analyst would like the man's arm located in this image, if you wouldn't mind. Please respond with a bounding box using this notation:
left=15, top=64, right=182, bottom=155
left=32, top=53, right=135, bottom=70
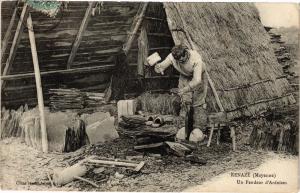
left=154, top=54, right=173, bottom=74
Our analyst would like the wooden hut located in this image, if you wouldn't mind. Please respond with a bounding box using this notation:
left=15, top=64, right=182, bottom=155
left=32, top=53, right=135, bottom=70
left=1, top=2, right=296, bottom=121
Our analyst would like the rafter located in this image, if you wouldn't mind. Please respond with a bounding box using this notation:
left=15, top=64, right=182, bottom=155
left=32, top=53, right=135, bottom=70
left=1, top=1, right=19, bottom=60
left=123, top=3, right=149, bottom=55
left=1, top=3, right=29, bottom=90
left=66, top=2, right=96, bottom=69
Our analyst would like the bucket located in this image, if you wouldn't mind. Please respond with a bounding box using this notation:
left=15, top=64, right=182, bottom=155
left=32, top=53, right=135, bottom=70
left=146, top=52, right=161, bottom=66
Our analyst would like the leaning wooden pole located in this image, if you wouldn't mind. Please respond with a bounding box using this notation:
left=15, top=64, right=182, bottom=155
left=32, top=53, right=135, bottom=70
left=66, top=1, right=96, bottom=69
left=123, top=2, right=149, bottom=55
left=1, top=3, right=29, bottom=90
left=1, top=2, right=18, bottom=60
left=27, top=13, right=48, bottom=153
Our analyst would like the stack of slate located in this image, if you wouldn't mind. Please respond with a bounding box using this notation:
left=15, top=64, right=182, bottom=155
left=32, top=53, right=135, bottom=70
left=85, top=92, right=106, bottom=108
left=265, top=26, right=299, bottom=101
left=118, top=115, right=177, bottom=144
left=1, top=105, right=27, bottom=139
left=49, top=89, right=85, bottom=111
left=265, top=27, right=292, bottom=76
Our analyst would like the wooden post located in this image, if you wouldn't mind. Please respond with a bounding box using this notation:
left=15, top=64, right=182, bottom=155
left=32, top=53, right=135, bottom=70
left=230, top=126, right=236, bottom=151
left=217, top=125, right=221, bottom=145
left=1, top=3, right=29, bottom=90
left=207, top=125, right=214, bottom=147
left=66, top=2, right=96, bottom=69
left=1, top=2, right=19, bottom=60
left=27, top=13, right=48, bottom=153
left=137, top=26, right=148, bottom=77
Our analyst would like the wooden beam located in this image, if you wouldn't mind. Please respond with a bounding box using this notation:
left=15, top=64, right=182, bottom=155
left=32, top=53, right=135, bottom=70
left=171, top=3, right=225, bottom=112
left=1, top=2, right=19, bottom=60
left=123, top=3, right=148, bottom=55
left=27, top=13, right=48, bottom=153
left=137, top=26, right=148, bottom=77
left=1, top=64, right=115, bottom=81
left=66, top=2, right=96, bottom=69
left=1, top=3, right=29, bottom=90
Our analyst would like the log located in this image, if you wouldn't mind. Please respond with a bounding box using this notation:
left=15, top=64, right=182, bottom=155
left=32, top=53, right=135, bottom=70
left=87, top=158, right=145, bottom=172
left=53, top=163, right=88, bottom=186
left=134, top=142, right=165, bottom=150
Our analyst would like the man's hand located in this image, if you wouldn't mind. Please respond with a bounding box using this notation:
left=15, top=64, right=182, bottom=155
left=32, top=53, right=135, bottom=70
left=178, top=86, right=191, bottom=96
left=154, top=63, right=164, bottom=75
left=178, top=88, right=185, bottom=96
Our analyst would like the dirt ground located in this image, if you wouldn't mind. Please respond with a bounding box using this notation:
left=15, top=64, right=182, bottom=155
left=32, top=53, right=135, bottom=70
left=0, top=136, right=297, bottom=192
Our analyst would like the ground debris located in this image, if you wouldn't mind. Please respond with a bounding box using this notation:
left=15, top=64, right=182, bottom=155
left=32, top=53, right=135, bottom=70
left=0, top=127, right=293, bottom=192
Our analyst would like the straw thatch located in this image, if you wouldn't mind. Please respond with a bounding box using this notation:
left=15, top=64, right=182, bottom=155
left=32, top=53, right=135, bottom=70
left=137, top=92, right=181, bottom=115
left=163, top=3, right=295, bottom=119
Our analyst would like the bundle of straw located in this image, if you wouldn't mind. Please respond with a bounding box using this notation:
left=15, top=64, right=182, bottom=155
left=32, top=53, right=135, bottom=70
left=137, top=92, right=181, bottom=115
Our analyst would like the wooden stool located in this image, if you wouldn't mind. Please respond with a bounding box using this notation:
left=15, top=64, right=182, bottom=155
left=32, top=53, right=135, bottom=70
left=206, top=112, right=236, bottom=151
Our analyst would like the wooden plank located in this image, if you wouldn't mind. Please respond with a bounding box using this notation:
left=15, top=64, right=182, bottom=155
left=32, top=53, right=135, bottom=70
left=1, top=3, right=29, bottom=90
left=123, top=3, right=148, bottom=55
left=137, top=25, right=148, bottom=77
left=1, top=2, right=18, bottom=60
left=134, top=142, right=165, bottom=150
left=1, top=65, right=115, bottom=81
left=27, top=13, right=48, bottom=153
left=66, top=2, right=96, bottom=69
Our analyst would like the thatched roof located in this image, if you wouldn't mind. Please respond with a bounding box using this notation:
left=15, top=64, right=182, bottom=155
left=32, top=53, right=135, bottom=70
left=164, top=2, right=295, bottom=119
